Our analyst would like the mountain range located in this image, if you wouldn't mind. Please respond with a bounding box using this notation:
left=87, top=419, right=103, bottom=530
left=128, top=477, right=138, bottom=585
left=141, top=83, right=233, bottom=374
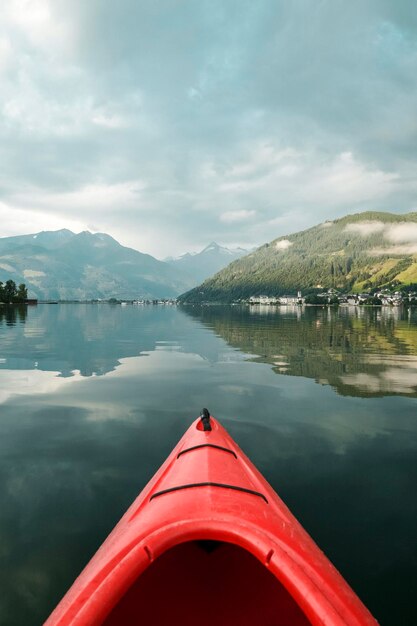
left=3, top=212, right=417, bottom=301
left=0, top=230, right=193, bottom=300
left=165, top=242, right=251, bottom=284
left=0, top=231, right=250, bottom=300
left=179, top=211, right=417, bottom=303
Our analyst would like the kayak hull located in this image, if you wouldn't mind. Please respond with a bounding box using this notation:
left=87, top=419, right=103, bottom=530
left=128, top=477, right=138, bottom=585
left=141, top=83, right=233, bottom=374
left=45, top=416, right=378, bottom=625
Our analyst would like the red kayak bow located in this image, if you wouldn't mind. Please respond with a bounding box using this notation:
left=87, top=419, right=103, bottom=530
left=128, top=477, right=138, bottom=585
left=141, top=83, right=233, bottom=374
left=45, top=411, right=378, bottom=625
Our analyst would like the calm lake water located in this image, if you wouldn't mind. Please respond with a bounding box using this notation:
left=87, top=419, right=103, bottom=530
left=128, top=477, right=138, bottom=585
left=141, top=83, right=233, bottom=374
left=0, top=303, right=416, bottom=625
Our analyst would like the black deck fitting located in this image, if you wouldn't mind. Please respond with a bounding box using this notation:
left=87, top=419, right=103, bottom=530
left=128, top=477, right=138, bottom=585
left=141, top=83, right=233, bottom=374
left=200, top=408, right=212, bottom=431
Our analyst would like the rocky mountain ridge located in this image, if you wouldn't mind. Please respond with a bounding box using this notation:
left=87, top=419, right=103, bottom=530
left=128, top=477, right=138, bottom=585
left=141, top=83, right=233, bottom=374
left=0, top=230, right=194, bottom=300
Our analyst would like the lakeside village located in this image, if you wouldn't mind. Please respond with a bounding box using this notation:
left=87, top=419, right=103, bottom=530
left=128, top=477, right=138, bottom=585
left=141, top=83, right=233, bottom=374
left=2, top=293, right=417, bottom=306
left=248, top=288, right=417, bottom=307
left=108, top=287, right=417, bottom=306
left=1, top=276, right=416, bottom=307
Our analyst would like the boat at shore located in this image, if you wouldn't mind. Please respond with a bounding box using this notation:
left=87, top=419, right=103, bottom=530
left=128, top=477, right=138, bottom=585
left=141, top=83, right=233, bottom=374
left=45, top=410, right=378, bottom=625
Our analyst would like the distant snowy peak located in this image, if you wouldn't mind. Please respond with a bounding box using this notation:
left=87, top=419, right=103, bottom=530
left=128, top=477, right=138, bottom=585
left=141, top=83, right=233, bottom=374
left=201, top=242, right=235, bottom=255
left=165, top=242, right=252, bottom=263
left=165, top=251, right=197, bottom=262
left=165, top=242, right=252, bottom=284
left=201, top=242, right=222, bottom=253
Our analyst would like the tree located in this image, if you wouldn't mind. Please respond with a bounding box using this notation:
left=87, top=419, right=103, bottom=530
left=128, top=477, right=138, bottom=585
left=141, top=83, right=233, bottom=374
left=304, top=294, right=327, bottom=305
left=363, top=296, right=382, bottom=305
left=17, top=283, right=28, bottom=302
left=3, top=280, right=17, bottom=302
left=0, top=279, right=27, bottom=303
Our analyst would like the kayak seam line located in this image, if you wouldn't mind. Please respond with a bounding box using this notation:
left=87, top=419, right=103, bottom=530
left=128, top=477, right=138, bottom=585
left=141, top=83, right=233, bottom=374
left=177, top=444, right=237, bottom=459
left=150, top=482, right=268, bottom=503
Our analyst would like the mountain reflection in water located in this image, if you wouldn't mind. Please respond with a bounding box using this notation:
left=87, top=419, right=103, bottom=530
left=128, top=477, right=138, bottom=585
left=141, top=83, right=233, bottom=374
left=183, top=305, right=417, bottom=397
left=0, top=303, right=416, bottom=626
left=2, top=303, right=417, bottom=398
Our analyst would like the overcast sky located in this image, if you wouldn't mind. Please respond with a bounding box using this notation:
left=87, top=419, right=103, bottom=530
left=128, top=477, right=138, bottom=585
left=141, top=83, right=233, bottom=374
left=1, top=0, right=416, bottom=258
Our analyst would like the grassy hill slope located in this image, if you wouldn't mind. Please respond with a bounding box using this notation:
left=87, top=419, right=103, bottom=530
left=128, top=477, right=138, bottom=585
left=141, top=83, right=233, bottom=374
left=179, top=212, right=417, bottom=303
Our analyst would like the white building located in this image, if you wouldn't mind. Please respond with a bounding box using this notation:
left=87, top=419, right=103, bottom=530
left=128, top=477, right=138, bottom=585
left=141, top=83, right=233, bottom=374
left=249, top=295, right=279, bottom=304
left=279, top=295, right=299, bottom=305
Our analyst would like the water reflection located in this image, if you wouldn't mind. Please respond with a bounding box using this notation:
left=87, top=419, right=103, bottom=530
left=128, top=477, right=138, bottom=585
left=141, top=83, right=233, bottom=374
left=0, top=305, right=416, bottom=625
left=0, top=303, right=203, bottom=378
left=184, top=305, right=417, bottom=397
left=0, top=305, right=28, bottom=326
left=2, top=304, right=417, bottom=399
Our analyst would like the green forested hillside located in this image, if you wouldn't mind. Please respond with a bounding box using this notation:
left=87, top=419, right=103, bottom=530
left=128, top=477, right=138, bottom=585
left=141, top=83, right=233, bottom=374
left=179, top=212, right=417, bottom=303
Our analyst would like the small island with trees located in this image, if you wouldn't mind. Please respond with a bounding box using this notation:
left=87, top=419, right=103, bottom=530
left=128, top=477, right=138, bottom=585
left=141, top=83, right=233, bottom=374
left=0, top=280, right=29, bottom=304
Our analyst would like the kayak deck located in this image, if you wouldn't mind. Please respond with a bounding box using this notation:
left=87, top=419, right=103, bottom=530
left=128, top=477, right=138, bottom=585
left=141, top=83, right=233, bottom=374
left=45, top=414, right=378, bottom=626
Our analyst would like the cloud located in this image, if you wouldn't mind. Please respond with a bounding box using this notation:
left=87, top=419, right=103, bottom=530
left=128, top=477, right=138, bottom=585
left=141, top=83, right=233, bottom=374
left=0, top=368, right=83, bottom=405
left=346, top=220, right=417, bottom=253
left=341, top=359, right=417, bottom=394
left=0, top=201, right=86, bottom=238
left=220, top=210, right=256, bottom=223
left=0, top=36, right=13, bottom=73
left=0, top=1, right=417, bottom=256
left=345, top=221, right=386, bottom=236
left=0, top=0, right=73, bottom=54
left=275, top=239, right=293, bottom=250
left=10, top=180, right=145, bottom=213
left=371, top=244, right=417, bottom=256
left=312, top=152, right=399, bottom=204
left=384, top=222, right=417, bottom=243
left=91, top=112, right=128, bottom=129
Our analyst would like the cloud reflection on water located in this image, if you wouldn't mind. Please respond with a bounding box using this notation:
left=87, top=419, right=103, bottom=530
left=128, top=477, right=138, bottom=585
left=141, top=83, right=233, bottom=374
left=184, top=304, right=417, bottom=398
left=342, top=356, right=417, bottom=394
left=0, top=305, right=416, bottom=624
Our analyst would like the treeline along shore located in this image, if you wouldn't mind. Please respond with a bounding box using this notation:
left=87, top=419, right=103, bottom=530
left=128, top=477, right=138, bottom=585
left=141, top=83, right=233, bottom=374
left=0, top=280, right=28, bottom=304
